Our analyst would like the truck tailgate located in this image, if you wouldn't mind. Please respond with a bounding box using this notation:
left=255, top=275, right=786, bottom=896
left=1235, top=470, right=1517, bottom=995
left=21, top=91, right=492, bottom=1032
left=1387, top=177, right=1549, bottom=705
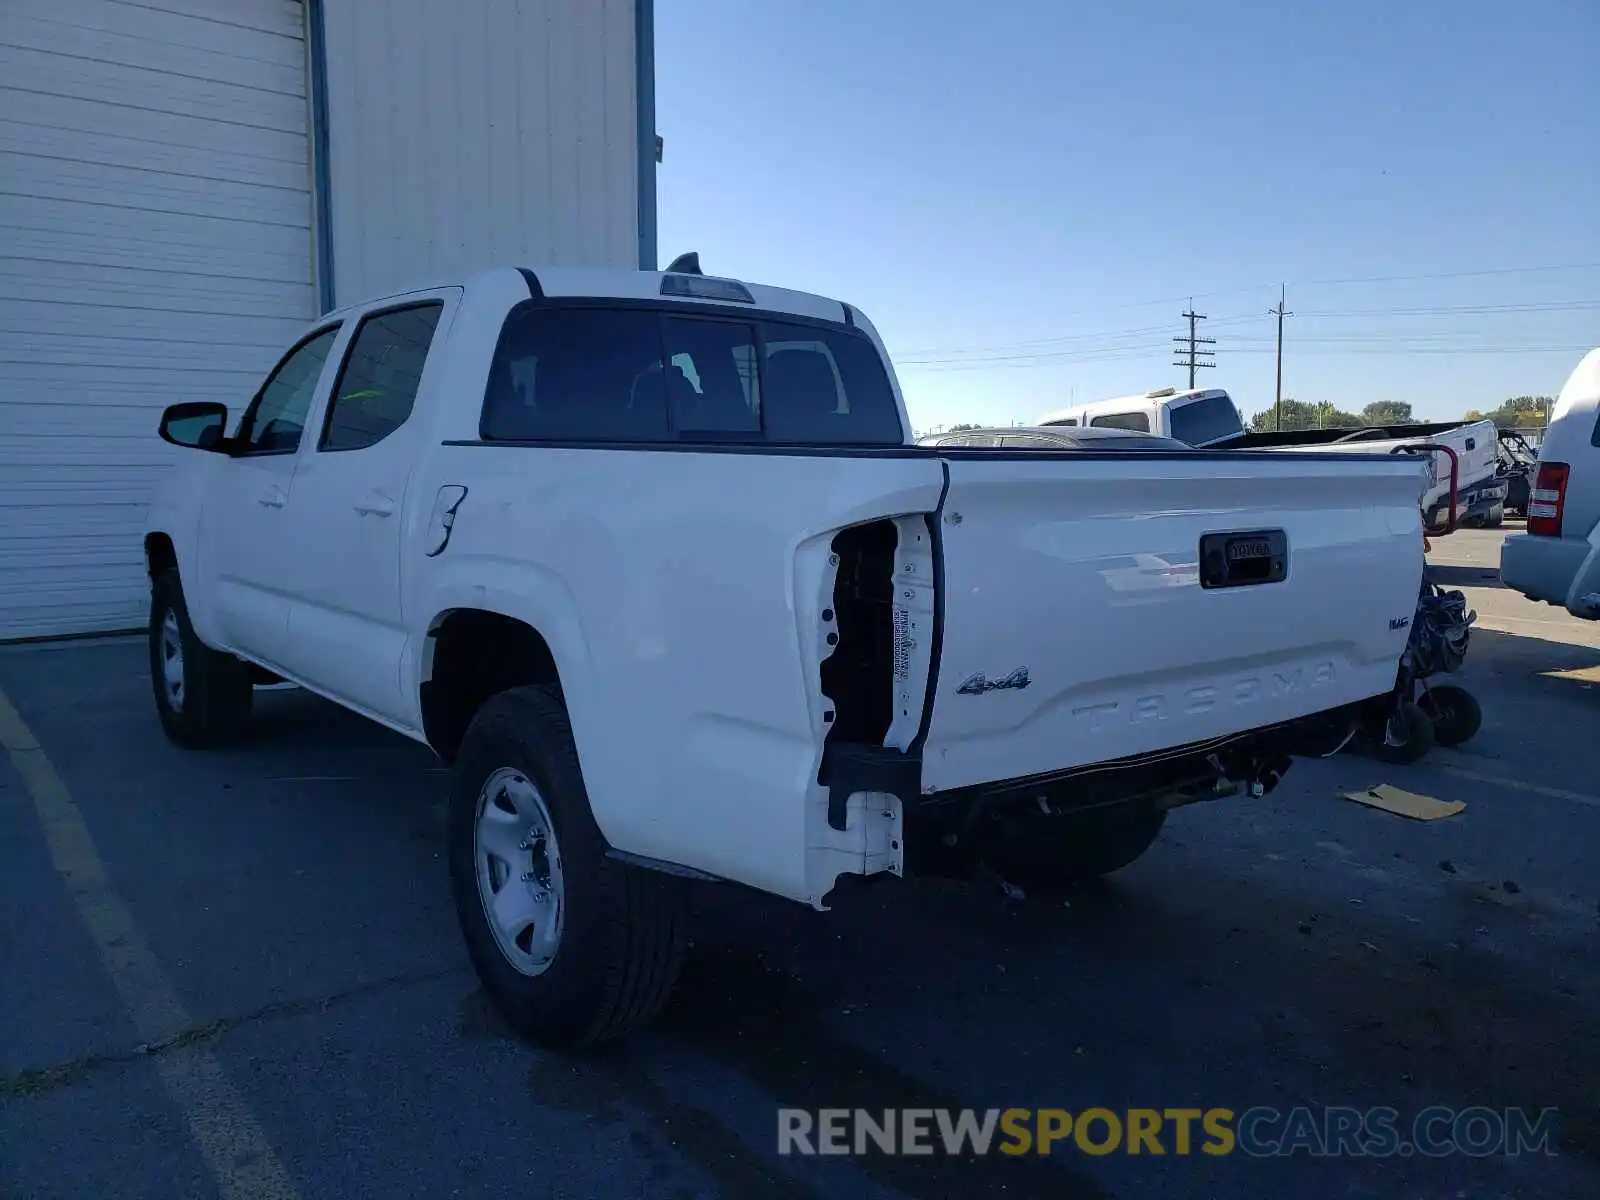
left=920, top=451, right=1428, bottom=792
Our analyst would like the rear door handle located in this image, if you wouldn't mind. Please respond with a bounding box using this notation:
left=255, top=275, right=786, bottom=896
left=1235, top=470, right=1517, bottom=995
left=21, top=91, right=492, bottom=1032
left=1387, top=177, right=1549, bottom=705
left=355, top=490, right=395, bottom=517
left=259, top=485, right=287, bottom=508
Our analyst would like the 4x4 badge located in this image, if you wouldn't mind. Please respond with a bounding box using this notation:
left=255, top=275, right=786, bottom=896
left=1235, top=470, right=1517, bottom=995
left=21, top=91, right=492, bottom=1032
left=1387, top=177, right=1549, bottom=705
left=957, top=667, right=1031, bottom=696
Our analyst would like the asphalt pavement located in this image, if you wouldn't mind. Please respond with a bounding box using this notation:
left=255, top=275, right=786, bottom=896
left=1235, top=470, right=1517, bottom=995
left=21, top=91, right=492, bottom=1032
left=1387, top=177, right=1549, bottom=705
left=3, top=525, right=1598, bottom=1199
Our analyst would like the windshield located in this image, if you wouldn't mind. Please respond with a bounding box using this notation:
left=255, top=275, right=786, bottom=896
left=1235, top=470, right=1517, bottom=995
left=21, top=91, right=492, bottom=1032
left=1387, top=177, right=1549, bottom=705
left=1167, top=395, right=1245, bottom=446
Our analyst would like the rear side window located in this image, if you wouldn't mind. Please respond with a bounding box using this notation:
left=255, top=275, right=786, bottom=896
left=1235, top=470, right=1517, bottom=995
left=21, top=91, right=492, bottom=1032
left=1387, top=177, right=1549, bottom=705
left=758, top=320, right=903, bottom=445
left=480, top=305, right=904, bottom=445
left=1167, top=395, right=1243, bottom=446
left=482, top=308, right=670, bottom=442
left=320, top=303, right=443, bottom=451
left=1091, top=410, right=1151, bottom=432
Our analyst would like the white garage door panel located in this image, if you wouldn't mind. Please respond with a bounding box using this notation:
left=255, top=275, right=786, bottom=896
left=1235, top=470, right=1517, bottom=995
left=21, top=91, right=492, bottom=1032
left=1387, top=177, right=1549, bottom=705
left=0, top=121, right=305, bottom=191
left=0, top=45, right=307, bottom=132
left=0, top=0, right=314, bottom=639
left=4, top=153, right=309, bottom=228
left=0, top=301, right=309, bottom=348
left=1, top=196, right=311, bottom=260
left=7, top=2, right=306, bottom=78
left=0, top=401, right=221, bottom=439
left=6, top=91, right=308, bottom=166
left=0, top=260, right=312, bottom=318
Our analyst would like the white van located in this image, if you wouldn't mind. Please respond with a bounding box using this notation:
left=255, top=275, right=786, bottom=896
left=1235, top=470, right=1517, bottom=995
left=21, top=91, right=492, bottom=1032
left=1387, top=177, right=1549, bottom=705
left=1499, top=348, right=1600, bottom=620
left=1037, top=387, right=1246, bottom=447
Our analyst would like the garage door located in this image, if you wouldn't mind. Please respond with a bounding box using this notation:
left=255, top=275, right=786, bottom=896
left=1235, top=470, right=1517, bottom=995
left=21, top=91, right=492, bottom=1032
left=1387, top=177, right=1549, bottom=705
left=0, top=0, right=316, bottom=640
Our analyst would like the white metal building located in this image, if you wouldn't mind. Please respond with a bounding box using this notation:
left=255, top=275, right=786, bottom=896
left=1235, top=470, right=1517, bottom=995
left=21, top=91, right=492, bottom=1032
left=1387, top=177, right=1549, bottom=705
left=0, top=0, right=657, bottom=640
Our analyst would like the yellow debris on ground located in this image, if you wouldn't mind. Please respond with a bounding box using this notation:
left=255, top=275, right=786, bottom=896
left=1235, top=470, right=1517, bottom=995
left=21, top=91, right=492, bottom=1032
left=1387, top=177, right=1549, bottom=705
left=1342, top=784, right=1466, bottom=821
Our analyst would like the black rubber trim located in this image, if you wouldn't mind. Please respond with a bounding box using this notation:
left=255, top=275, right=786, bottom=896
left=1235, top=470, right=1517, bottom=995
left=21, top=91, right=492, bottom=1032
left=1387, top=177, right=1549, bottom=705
left=438, top=438, right=1415, bottom=465
left=841, top=302, right=856, bottom=327
left=605, top=847, right=722, bottom=881
left=910, top=464, right=951, bottom=756
left=517, top=268, right=544, bottom=298
left=927, top=700, right=1377, bottom=804
left=819, top=742, right=923, bottom=831
left=494, top=294, right=859, bottom=335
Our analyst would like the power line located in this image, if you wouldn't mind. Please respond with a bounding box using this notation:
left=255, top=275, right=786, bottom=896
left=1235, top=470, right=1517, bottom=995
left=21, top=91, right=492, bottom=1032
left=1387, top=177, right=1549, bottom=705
left=891, top=264, right=1600, bottom=359
left=1172, top=302, right=1215, bottom=387
left=1299, top=261, right=1600, bottom=287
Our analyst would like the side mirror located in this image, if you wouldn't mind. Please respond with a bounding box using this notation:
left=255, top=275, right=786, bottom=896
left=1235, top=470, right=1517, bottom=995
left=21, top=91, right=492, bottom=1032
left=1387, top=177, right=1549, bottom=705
left=159, top=401, right=229, bottom=452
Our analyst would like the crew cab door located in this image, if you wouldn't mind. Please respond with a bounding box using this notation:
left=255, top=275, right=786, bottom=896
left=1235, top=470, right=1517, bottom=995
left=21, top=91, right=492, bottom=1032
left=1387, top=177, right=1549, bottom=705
left=202, top=325, right=343, bottom=667
left=271, top=295, right=453, bottom=724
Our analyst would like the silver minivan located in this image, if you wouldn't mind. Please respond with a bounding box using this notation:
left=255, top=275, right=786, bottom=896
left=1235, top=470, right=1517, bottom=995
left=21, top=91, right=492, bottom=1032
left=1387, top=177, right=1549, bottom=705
left=1499, top=348, right=1600, bottom=620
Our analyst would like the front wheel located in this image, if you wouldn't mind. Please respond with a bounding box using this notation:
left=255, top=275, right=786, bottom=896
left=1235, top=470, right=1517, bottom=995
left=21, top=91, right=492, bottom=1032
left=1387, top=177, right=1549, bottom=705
left=149, top=570, right=252, bottom=748
left=448, top=685, right=688, bottom=1049
left=1419, top=683, right=1483, bottom=747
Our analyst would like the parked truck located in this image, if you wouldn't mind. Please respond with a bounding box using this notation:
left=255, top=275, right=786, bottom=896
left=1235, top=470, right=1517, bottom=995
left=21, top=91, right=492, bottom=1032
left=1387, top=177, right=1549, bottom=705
left=144, top=260, right=1431, bottom=1047
left=1038, top=388, right=1504, bottom=532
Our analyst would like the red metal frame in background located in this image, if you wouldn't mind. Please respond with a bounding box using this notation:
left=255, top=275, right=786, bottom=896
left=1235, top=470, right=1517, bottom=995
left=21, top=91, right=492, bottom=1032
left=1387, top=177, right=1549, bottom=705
left=1392, top=442, right=1460, bottom=536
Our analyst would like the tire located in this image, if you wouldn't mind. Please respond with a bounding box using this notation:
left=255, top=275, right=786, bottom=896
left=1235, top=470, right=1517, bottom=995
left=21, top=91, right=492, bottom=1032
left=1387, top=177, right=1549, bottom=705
left=149, top=570, right=253, bottom=748
left=448, top=684, right=688, bottom=1049
left=1482, top=504, right=1505, bottom=529
left=983, top=803, right=1167, bottom=892
left=1369, top=699, right=1435, bottom=764
left=1419, top=683, right=1483, bottom=748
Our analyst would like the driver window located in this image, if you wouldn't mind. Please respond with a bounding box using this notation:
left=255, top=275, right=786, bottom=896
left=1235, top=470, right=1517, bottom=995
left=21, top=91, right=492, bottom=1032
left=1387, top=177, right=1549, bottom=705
left=236, top=326, right=340, bottom=454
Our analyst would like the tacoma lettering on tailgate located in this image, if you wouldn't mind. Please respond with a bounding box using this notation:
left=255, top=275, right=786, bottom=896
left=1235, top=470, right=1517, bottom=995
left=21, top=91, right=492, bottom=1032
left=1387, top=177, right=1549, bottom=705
left=1070, top=662, right=1338, bottom=732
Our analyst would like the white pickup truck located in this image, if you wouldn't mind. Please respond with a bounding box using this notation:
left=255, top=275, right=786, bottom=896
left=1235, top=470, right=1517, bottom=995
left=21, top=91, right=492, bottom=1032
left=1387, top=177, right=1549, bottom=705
left=144, top=261, right=1430, bottom=1047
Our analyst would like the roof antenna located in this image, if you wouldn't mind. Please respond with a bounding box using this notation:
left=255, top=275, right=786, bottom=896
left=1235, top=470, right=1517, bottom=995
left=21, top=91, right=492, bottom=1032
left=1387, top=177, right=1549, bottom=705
left=664, top=251, right=702, bottom=275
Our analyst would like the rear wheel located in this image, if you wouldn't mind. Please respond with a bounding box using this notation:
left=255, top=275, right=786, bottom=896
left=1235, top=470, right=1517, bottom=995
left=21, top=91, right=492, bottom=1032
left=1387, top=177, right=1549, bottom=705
left=1369, top=699, right=1435, bottom=764
left=448, top=685, right=688, bottom=1048
left=983, top=803, right=1167, bottom=892
left=1419, top=683, right=1482, bottom=747
left=149, top=570, right=253, bottom=748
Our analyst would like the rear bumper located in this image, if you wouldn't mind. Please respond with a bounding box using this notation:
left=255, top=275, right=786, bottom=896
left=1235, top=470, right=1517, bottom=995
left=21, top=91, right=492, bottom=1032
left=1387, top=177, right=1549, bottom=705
left=1499, top=531, right=1599, bottom=617
left=1430, top=479, right=1507, bottom=529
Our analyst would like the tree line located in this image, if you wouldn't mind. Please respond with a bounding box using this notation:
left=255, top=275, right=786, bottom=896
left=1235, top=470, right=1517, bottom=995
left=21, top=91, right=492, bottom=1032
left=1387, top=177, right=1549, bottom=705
left=1246, top=396, right=1554, bottom=433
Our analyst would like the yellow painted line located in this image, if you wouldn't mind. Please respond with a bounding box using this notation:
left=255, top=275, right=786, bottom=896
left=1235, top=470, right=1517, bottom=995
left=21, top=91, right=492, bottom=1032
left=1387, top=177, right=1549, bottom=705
left=0, top=685, right=299, bottom=1200
left=1434, top=762, right=1600, bottom=811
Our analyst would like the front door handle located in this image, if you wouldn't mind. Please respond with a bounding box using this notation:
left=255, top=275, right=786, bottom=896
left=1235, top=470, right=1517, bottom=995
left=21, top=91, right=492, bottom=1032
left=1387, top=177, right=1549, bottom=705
left=259, top=485, right=287, bottom=508
left=355, top=490, right=395, bottom=517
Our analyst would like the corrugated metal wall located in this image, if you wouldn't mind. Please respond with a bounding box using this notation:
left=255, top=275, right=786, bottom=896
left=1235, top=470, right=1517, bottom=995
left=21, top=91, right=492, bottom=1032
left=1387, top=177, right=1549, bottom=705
left=319, top=0, right=644, bottom=308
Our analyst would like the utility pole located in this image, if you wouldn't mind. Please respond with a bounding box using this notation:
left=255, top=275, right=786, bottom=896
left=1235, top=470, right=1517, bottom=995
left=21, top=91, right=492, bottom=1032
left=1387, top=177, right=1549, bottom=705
left=1268, top=284, right=1293, bottom=431
left=1172, top=301, right=1215, bottom=388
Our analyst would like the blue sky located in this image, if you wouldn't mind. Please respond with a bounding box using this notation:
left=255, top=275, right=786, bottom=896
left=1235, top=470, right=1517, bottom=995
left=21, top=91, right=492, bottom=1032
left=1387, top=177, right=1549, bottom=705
left=654, top=0, right=1599, bottom=430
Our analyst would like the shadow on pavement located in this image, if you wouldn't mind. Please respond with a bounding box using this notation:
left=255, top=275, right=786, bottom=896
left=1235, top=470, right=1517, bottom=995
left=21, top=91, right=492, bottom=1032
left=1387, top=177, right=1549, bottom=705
left=1462, top=627, right=1600, bottom=699
left=1425, top=563, right=1505, bottom=589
